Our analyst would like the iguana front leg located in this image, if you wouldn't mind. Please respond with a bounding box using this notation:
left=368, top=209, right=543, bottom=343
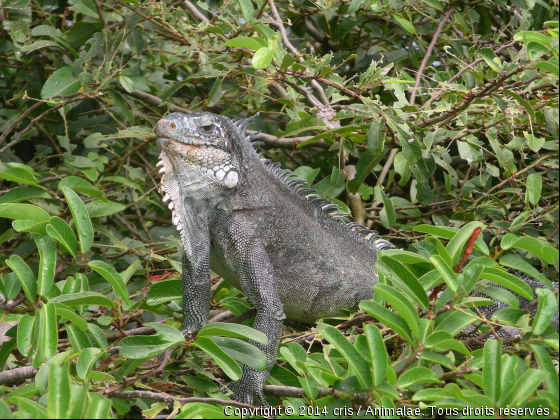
left=180, top=217, right=211, bottom=337
left=226, top=241, right=285, bottom=405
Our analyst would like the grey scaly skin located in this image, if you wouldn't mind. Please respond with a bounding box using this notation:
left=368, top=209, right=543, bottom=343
left=154, top=112, right=394, bottom=405
left=154, top=112, right=558, bottom=405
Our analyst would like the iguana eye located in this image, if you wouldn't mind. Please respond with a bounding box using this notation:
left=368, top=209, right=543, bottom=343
left=200, top=124, right=214, bottom=133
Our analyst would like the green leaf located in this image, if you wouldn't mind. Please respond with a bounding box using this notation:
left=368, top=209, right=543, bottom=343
left=34, top=234, right=56, bottom=297
left=144, top=322, right=184, bottom=339
left=446, top=221, right=486, bottom=267
left=208, top=77, right=223, bottom=107
left=500, top=369, right=548, bottom=407
left=505, top=89, right=535, bottom=121
left=83, top=393, right=112, bottom=419
left=76, top=348, right=104, bottom=380
left=397, top=367, right=440, bottom=388
left=424, top=331, right=453, bottom=349
left=317, top=324, right=372, bottom=389
left=252, top=47, right=274, bottom=69
left=434, top=310, right=476, bottom=335
left=425, top=237, right=453, bottom=268
left=367, top=121, right=385, bottom=154
left=347, top=148, right=387, bottom=193
left=532, top=288, right=558, bottom=335
left=210, top=337, right=267, bottom=370
left=61, top=187, right=93, bottom=253
left=430, top=255, right=458, bottom=293
left=13, top=398, right=47, bottom=419
left=47, top=217, right=77, bottom=259
left=364, top=324, right=388, bottom=386
left=0, top=203, right=50, bottom=222
left=413, top=225, right=489, bottom=255
left=377, top=255, right=429, bottom=310
left=119, top=75, right=135, bottom=93
left=225, top=37, right=263, bottom=50
left=49, top=291, right=115, bottom=307
left=67, top=384, right=88, bottom=419
left=237, top=0, right=254, bottom=23
left=434, top=339, right=471, bottom=355
left=478, top=47, right=501, bottom=72
left=297, top=124, right=370, bottom=146
left=119, top=334, right=182, bottom=359
left=4, top=383, right=38, bottom=405
left=0, top=187, right=50, bottom=203
left=146, top=279, right=181, bottom=305
left=375, top=186, right=396, bottom=229
left=88, top=261, right=130, bottom=304
left=1, top=272, right=21, bottom=301
left=509, top=236, right=558, bottom=264
left=514, top=31, right=551, bottom=46
left=175, top=403, right=231, bottom=419
left=531, top=344, right=559, bottom=395
left=65, top=324, right=91, bottom=352
left=197, top=322, right=268, bottom=344
left=87, top=323, right=109, bottom=349
left=281, top=53, right=296, bottom=70
left=12, top=220, right=49, bottom=234
left=483, top=339, right=501, bottom=403
left=85, top=200, right=126, bottom=217
left=34, top=303, right=58, bottom=367
left=536, top=60, right=559, bottom=76
left=70, top=0, right=98, bottom=18
left=491, top=308, right=526, bottom=326
left=41, top=66, right=81, bottom=99
left=381, top=249, right=432, bottom=266
left=374, top=283, right=420, bottom=338
left=394, top=15, right=415, bottom=35
left=192, top=336, right=242, bottom=380
left=500, top=233, right=518, bottom=250
left=481, top=267, right=534, bottom=300
left=47, top=362, right=70, bottom=419
left=0, top=167, right=43, bottom=189
left=360, top=300, right=415, bottom=345
left=55, top=305, right=88, bottom=331
left=527, top=41, right=548, bottom=61
left=526, top=173, right=542, bottom=205
left=122, top=260, right=142, bottom=284
left=348, top=0, right=365, bottom=15
left=6, top=255, right=36, bottom=302
left=17, top=314, right=35, bottom=357
left=499, top=253, right=552, bottom=287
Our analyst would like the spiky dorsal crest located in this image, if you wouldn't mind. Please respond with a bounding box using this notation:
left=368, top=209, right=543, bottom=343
left=235, top=113, right=260, bottom=134
left=235, top=113, right=395, bottom=251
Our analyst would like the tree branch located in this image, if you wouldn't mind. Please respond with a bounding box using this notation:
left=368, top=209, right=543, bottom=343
left=410, top=4, right=457, bottom=106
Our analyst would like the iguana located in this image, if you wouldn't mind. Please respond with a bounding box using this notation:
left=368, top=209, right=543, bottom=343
left=154, top=111, right=394, bottom=404
left=154, top=112, right=558, bottom=405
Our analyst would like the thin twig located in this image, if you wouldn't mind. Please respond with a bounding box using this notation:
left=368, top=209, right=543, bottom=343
left=182, top=1, right=209, bottom=22
left=410, top=4, right=457, bottom=106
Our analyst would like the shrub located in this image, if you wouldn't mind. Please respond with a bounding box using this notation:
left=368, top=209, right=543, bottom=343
left=0, top=0, right=558, bottom=418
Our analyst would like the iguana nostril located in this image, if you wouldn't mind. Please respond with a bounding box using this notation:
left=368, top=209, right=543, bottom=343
left=155, top=119, right=177, bottom=137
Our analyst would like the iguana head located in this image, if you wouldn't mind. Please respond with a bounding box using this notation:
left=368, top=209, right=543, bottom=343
left=155, top=112, right=240, bottom=188
left=154, top=112, right=242, bottom=232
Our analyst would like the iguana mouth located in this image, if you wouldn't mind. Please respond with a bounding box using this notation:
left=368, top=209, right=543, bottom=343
left=157, top=139, right=238, bottom=186
left=157, top=136, right=230, bottom=153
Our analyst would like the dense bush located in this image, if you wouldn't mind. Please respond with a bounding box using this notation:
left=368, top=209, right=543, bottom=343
left=0, top=0, right=558, bottom=418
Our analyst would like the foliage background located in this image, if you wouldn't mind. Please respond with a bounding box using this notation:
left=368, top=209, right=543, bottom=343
left=0, top=0, right=558, bottom=418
